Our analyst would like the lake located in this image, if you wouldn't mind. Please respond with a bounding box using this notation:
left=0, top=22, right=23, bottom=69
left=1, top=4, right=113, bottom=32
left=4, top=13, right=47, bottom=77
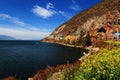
left=0, top=40, right=86, bottom=79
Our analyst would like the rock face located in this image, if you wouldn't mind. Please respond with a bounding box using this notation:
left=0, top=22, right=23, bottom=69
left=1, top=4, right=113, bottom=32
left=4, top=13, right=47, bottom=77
left=43, top=0, right=120, bottom=46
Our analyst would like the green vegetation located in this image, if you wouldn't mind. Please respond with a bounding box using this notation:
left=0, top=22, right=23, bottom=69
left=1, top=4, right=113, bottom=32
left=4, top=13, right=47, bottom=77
left=64, top=41, right=120, bottom=80
left=46, top=41, right=120, bottom=80
left=73, top=49, right=120, bottom=80
left=85, top=33, right=92, bottom=46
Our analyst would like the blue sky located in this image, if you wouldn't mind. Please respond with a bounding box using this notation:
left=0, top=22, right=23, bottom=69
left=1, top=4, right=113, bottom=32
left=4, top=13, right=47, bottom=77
left=0, top=0, right=102, bottom=40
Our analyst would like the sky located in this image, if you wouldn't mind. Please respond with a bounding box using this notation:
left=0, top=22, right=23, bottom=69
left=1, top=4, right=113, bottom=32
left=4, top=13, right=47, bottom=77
left=0, top=0, right=102, bottom=40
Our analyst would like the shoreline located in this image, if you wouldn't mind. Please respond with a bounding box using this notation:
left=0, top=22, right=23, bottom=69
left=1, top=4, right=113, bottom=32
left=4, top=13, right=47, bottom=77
left=31, top=41, right=99, bottom=80
left=42, top=40, right=84, bottom=48
left=42, top=40, right=100, bottom=53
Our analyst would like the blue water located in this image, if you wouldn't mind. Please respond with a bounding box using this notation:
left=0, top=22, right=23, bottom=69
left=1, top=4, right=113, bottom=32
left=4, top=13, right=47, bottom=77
left=0, top=40, right=85, bottom=79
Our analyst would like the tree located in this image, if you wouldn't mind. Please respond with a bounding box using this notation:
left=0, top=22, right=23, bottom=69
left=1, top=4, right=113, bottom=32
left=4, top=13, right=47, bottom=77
left=85, top=33, right=92, bottom=46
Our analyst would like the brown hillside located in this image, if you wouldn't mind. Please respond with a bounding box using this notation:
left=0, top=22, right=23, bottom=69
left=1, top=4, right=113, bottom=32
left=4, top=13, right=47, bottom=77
left=43, top=0, right=120, bottom=47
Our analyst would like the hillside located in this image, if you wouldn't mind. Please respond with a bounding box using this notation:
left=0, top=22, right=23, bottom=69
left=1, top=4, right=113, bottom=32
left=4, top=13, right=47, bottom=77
left=43, top=0, right=120, bottom=47
left=0, top=35, right=15, bottom=40
left=32, top=0, right=120, bottom=80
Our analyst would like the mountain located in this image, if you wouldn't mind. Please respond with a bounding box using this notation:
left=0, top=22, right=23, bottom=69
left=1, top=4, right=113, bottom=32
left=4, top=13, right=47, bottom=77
left=43, top=0, right=120, bottom=47
left=0, top=35, right=16, bottom=40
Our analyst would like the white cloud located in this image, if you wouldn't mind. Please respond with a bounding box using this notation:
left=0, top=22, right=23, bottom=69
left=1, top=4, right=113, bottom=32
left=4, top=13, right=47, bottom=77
left=0, top=14, right=11, bottom=19
left=70, top=5, right=80, bottom=11
left=0, top=13, right=26, bottom=26
left=0, top=27, right=51, bottom=40
left=58, top=11, right=70, bottom=18
left=70, top=0, right=80, bottom=11
left=46, top=2, right=54, bottom=9
left=0, top=13, right=52, bottom=40
left=58, top=11, right=64, bottom=15
left=32, top=2, right=69, bottom=19
left=72, top=0, right=76, bottom=4
left=32, top=5, right=56, bottom=19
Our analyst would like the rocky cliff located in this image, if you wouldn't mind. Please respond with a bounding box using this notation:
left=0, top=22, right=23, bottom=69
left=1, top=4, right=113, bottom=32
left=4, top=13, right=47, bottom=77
left=43, top=0, right=120, bottom=47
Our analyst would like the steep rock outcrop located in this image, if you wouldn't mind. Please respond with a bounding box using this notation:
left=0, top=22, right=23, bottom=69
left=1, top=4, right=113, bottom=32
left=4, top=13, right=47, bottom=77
left=43, top=0, right=120, bottom=46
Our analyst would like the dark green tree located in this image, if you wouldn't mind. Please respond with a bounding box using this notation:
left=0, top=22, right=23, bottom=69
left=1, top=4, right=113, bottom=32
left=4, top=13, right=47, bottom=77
left=85, top=32, right=92, bottom=46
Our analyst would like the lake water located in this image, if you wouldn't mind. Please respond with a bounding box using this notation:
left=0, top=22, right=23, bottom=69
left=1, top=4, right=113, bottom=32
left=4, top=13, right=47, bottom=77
left=0, top=40, right=86, bottom=79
